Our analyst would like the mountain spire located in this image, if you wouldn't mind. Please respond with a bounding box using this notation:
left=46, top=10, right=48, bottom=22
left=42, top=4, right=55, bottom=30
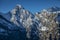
left=16, top=4, right=24, bottom=9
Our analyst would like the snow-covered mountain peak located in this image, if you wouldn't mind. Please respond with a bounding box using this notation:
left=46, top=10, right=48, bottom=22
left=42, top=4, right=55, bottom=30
left=16, top=4, right=24, bottom=9
left=16, top=4, right=22, bottom=7
left=10, top=4, right=24, bottom=14
left=9, top=4, right=34, bottom=26
left=0, top=5, right=60, bottom=40
left=47, top=6, right=60, bottom=12
left=42, top=9, right=47, bottom=12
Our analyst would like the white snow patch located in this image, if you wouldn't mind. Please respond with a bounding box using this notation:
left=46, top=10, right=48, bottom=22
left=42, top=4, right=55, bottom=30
left=40, top=26, right=49, bottom=31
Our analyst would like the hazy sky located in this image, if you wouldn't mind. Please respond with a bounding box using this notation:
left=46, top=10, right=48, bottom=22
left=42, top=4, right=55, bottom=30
left=0, top=0, right=60, bottom=13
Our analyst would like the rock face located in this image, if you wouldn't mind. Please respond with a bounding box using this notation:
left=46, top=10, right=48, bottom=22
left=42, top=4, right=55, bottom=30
left=0, top=5, right=60, bottom=40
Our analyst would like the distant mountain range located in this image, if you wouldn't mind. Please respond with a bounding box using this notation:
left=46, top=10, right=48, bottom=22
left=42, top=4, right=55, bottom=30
left=0, top=4, right=60, bottom=40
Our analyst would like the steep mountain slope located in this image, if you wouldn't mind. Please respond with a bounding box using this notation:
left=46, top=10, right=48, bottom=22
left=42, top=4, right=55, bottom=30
left=0, top=4, right=35, bottom=40
left=34, top=7, right=60, bottom=40
left=0, top=5, right=60, bottom=40
left=0, top=13, right=26, bottom=40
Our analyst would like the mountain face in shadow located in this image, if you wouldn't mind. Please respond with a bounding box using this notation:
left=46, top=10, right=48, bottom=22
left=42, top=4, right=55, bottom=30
left=0, top=5, right=60, bottom=40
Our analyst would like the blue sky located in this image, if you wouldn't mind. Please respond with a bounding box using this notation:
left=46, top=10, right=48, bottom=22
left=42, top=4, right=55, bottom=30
left=0, top=0, right=60, bottom=13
